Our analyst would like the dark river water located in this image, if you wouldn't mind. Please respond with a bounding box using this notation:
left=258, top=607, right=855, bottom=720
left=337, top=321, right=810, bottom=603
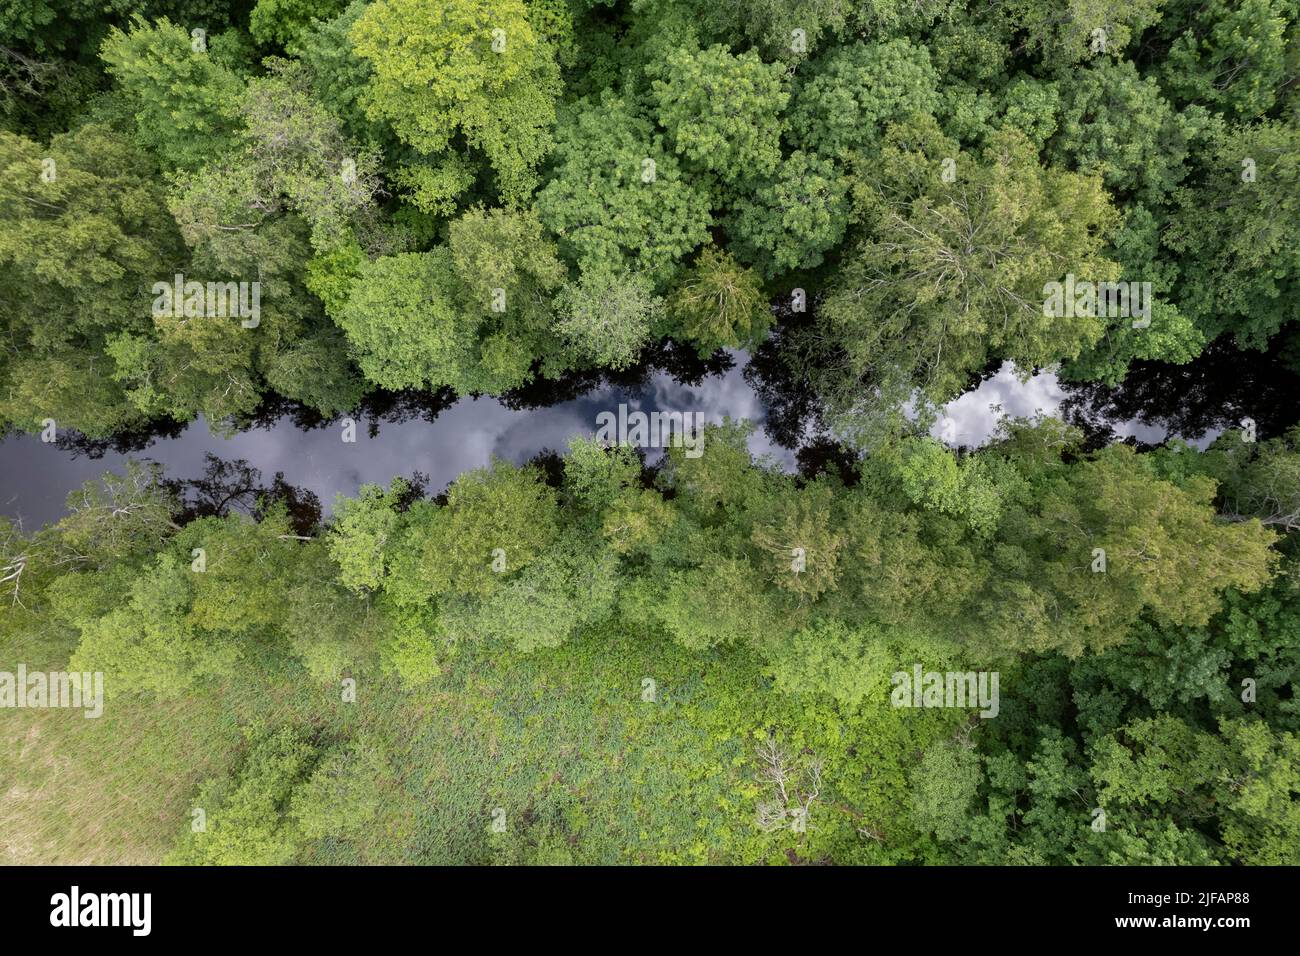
left=2, top=336, right=1297, bottom=532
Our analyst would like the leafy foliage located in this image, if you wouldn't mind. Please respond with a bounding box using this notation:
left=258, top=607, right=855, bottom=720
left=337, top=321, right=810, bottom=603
left=5, top=0, right=1300, bottom=871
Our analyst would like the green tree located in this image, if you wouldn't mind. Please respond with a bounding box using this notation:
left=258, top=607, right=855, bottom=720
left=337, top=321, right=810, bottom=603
left=807, top=119, right=1118, bottom=441
left=350, top=0, right=561, bottom=203
left=624, top=556, right=778, bottom=650
left=1005, top=443, right=1279, bottom=654
left=168, top=726, right=318, bottom=865
left=444, top=205, right=567, bottom=389
left=690, top=0, right=893, bottom=62
left=250, top=0, right=348, bottom=48
left=910, top=738, right=983, bottom=843
left=176, top=513, right=304, bottom=636
left=554, top=264, right=660, bottom=370
left=997, top=0, right=1163, bottom=65
left=665, top=245, right=771, bottom=354
left=727, top=149, right=850, bottom=277
left=1198, top=427, right=1300, bottom=534
left=100, top=16, right=244, bottom=172
left=765, top=618, right=899, bottom=709
left=786, top=39, right=939, bottom=161
left=284, top=541, right=388, bottom=681
left=449, top=531, right=621, bottom=651
left=1090, top=716, right=1300, bottom=865
left=335, top=249, right=477, bottom=391
left=649, top=43, right=788, bottom=185
left=1158, top=0, right=1294, bottom=119
left=0, top=122, right=184, bottom=434
left=751, top=481, right=845, bottom=600
left=328, top=479, right=413, bottom=592
left=1048, top=59, right=1204, bottom=206
left=562, top=436, right=643, bottom=515
left=69, top=553, right=241, bottom=697
left=535, top=91, right=712, bottom=289
left=291, top=736, right=394, bottom=841
left=288, top=0, right=385, bottom=146
left=387, top=460, right=559, bottom=604
left=52, top=463, right=180, bottom=565
left=892, top=438, right=1010, bottom=539
left=1165, top=120, right=1300, bottom=347
left=336, top=206, right=568, bottom=393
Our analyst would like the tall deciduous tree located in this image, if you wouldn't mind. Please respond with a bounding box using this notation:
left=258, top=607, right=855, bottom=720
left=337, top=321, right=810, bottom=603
left=0, top=122, right=185, bottom=434
left=665, top=245, right=772, bottom=354
left=648, top=43, right=789, bottom=186
left=805, top=118, right=1119, bottom=442
left=386, top=460, right=560, bottom=604
left=535, top=91, right=712, bottom=289
left=100, top=16, right=244, bottom=172
left=350, top=0, right=561, bottom=204
left=335, top=207, right=567, bottom=393
left=786, top=39, right=940, bottom=161
left=1165, top=120, right=1300, bottom=348
left=726, top=149, right=850, bottom=278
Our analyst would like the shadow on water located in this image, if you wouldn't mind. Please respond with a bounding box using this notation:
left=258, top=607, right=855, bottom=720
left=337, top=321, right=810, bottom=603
left=155, top=454, right=434, bottom=537
left=165, top=454, right=326, bottom=538
left=1058, top=333, right=1300, bottom=450
left=499, top=339, right=735, bottom=411
left=742, top=328, right=827, bottom=451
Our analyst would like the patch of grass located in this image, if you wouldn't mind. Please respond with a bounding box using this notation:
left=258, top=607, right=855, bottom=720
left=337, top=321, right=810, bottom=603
left=2, top=623, right=964, bottom=864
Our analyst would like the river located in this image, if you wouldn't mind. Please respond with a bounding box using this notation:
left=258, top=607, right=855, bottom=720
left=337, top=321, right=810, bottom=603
left=2, top=337, right=1295, bottom=531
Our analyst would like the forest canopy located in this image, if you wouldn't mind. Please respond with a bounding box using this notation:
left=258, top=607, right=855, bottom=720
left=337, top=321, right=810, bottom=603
left=1, top=0, right=1298, bottom=866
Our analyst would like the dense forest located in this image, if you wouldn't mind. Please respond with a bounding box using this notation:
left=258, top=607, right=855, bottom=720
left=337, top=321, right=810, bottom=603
left=1, top=0, right=1299, bottom=865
